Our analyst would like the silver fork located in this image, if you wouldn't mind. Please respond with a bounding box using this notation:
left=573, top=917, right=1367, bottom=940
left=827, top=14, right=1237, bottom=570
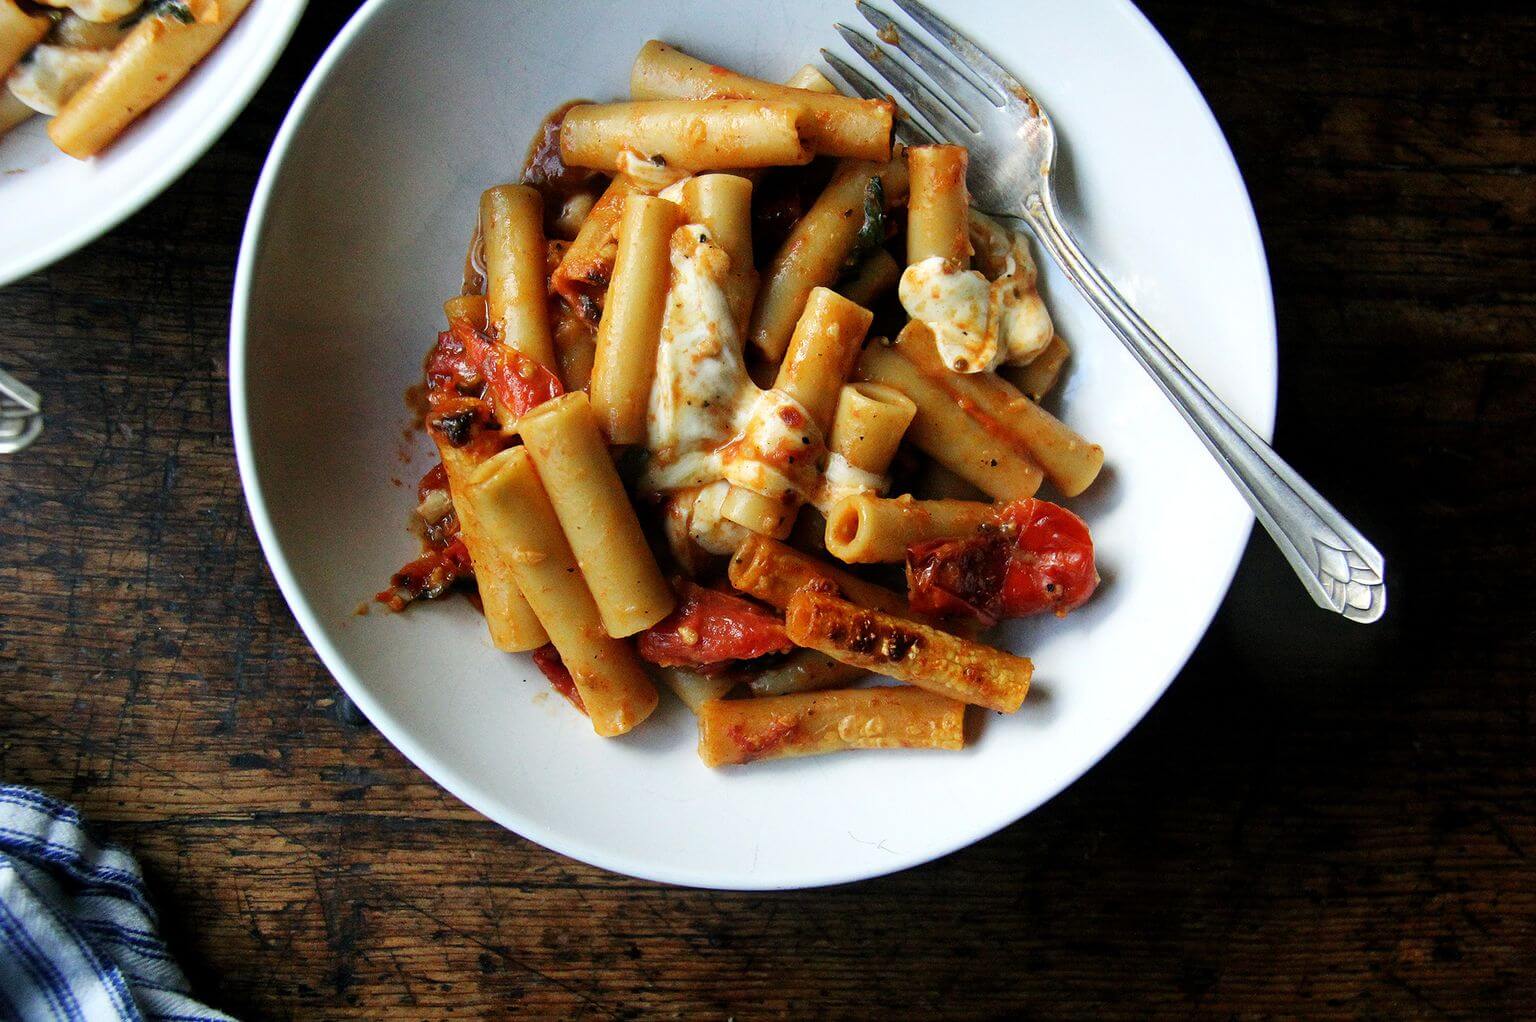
left=827, top=0, right=1386, bottom=624
left=0, top=366, right=43, bottom=455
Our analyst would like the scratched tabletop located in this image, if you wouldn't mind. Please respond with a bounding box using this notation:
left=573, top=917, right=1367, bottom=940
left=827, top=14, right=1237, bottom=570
left=1, top=2, right=1532, bottom=1017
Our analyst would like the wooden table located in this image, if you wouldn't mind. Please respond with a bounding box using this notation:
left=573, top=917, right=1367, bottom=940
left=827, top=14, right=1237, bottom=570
left=1, top=2, right=1531, bottom=1017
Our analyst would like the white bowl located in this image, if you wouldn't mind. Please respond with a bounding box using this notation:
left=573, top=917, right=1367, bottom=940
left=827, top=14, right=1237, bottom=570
left=232, top=0, right=1276, bottom=889
left=0, top=0, right=308, bottom=287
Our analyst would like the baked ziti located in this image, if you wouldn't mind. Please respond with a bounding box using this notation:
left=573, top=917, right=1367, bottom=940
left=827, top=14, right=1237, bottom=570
left=379, top=40, right=1105, bottom=767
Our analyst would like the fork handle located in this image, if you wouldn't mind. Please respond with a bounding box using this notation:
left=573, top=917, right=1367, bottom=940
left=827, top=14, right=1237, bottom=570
left=1018, top=192, right=1386, bottom=623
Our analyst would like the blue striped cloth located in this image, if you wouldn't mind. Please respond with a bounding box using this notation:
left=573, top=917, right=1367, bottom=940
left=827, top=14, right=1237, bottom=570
left=0, top=786, right=236, bottom=1022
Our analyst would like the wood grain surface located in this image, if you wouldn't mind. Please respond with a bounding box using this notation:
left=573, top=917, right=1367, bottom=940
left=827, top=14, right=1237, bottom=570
left=1, top=1, right=1532, bottom=1017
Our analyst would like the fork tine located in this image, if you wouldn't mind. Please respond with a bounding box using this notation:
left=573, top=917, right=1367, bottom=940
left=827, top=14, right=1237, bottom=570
left=891, top=0, right=1026, bottom=107
left=855, top=1, right=1001, bottom=112
left=835, top=24, right=975, bottom=143
left=820, top=49, right=939, bottom=147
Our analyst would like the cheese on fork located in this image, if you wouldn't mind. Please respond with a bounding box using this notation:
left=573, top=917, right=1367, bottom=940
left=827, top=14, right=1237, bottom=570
left=897, top=213, right=1055, bottom=374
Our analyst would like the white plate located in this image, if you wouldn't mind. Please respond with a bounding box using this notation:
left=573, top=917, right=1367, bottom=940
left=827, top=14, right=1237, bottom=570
left=0, top=0, right=308, bottom=287
left=232, top=0, right=1276, bottom=889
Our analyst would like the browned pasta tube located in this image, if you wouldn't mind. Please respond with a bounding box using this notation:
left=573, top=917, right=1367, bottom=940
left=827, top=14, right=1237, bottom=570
left=590, top=194, right=683, bottom=443
left=825, top=494, right=995, bottom=564
left=786, top=589, right=1032, bottom=713
left=467, top=449, right=658, bottom=737
left=748, top=155, right=909, bottom=362
left=481, top=185, right=559, bottom=372
left=630, top=40, right=893, bottom=161
left=518, top=392, right=676, bottom=636
left=906, top=145, right=973, bottom=266
left=1003, top=334, right=1072, bottom=402
left=728, top=534, right=910, bottom=617
left=697, top=687, right=964, bottom=766
left=560, top=99, right=811, bottom=172
left=49, top=0, right=254, bottom=159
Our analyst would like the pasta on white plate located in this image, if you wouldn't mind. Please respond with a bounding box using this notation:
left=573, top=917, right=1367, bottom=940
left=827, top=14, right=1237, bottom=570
left=0, top=0, right=252, bottom=158
left=379, top=39, right=1106, bottom=767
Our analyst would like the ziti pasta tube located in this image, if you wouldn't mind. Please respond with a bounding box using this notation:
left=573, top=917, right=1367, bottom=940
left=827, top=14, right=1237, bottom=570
left=783, top=63, right=839, bottom=94
left=906, top=145, right=973, bottom=266
left=657, top=666, right=736, bottom=714
left=518, top=392, right=675, bottom=637
left=697, top=686, right=964, bottom=767
left=677, top=174, right=756, bottom=335
left=591, top=194, right=683, bottom=444
left=0, top=2, right=50, bottom=81
left=1003, top=334, right=1072, bottom=402
left=748, top=155, right=909, bottom=361
left=444, top=294, right=488, bottom=332
left=747, top=649, right=866, bottom=698
left=467, top=448, right=658, bottom=737
left=49, top=0, right=255, bottom=159
left=720, top=288, right=872, bottom=538
left=480, top=185, right=559, bottom=373
left=857, top=333, right=1045, bottom=501
left=554, top=175, right=645, bottom=322
left=630, top=40, right=893, bottom=162
left=813, top=381, right=915, bottom=513
left=560, top=99, right=812, bottom=172
left=728, top=534, right=910, bottom=618
left=825, top=494, right=995, bottom=564
left=786, top=589, right=1033, bottom=713
left=837, top=248, right=902, bottom=308
left=435, top=444, right=548, bottom=654
left=882, top=323, right=1104, bottom=497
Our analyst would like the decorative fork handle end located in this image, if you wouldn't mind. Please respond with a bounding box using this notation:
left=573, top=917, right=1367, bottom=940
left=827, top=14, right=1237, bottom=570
left=1020, top=195, right=1387, bottom=624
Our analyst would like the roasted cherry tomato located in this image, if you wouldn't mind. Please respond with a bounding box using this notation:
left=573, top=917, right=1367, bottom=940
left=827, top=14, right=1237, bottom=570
left=907, top=498, right=1098, bottom=624
left=637, top=580, right=793, bottom=668
left=426, top=320, right=563, bottom=420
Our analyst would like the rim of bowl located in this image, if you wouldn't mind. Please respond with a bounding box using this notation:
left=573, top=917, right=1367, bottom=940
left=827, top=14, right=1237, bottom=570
left=230, top=0, right=1277, bottom=890
left=0, top=0, right=311, bottom=288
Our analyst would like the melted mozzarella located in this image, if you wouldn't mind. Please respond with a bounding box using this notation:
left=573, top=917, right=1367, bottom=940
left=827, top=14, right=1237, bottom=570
left=616, top=148, right=691, bottom=193
left=642, top=226, right=755, bottom=493
left=721, top=387, right=823, bottom=505
left=812, top=453, right=888, bottom=513
left=686, top=480, right=750, bottom=555
left=7, top=45, right=111, bottom=116
left=897, top=214, right=1056, bottom=373
left=898, top=256, right=996, bottom=372
left=968, top=212, right=1054, bottom=365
